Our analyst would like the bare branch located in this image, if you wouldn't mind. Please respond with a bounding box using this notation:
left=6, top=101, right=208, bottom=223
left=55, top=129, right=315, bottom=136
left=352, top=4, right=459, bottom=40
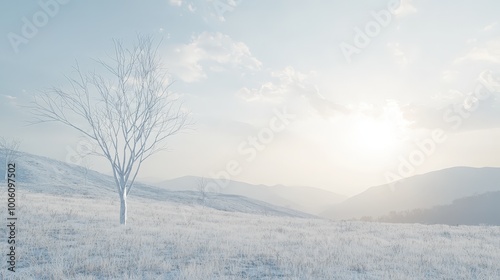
left=29, top=34, right=191, bottom=224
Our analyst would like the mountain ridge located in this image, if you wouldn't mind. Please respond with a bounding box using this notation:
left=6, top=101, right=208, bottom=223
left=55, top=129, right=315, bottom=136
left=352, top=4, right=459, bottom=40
left=321, top=166, right=500, bottom=220
left=152, top=175, right=347, bottom=214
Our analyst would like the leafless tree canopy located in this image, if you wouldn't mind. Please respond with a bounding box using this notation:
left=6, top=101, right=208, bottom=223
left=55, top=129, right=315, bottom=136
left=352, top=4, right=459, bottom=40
left=31, top=35, right=190, bottom=224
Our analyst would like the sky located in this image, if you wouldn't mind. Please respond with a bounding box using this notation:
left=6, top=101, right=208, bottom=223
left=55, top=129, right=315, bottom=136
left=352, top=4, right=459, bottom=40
left=1, top=0, right=500, bottom=196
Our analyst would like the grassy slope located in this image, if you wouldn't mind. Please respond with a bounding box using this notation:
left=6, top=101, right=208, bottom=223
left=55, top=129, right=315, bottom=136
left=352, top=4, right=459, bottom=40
left=1, top=151, right=312, bottom=218
left=1, top=190, right=499, bottom=279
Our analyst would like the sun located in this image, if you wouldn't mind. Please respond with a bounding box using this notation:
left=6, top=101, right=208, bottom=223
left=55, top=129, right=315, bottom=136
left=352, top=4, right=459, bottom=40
left=351, top=117, right=399, bottom=156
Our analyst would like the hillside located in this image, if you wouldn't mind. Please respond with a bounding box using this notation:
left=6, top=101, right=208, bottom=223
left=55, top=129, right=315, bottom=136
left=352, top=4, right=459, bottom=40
left=322, top=167, right=500, bottom=220
left=0, top=151, right=311, bottom=218
left=377, top=191, right=500, bottom=226
left=0, top=152, right=499, bottom=278
left=2, top=190, right=499, bottom=279
left=154, top=176, right=346, bottom=215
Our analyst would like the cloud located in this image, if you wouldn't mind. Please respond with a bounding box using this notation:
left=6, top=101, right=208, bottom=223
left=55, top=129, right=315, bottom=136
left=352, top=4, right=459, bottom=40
left=387, top=42, right=418, bottom=67
left=403, top=71, right=500, bottom=132
left=3, top=95, right=16, bottom=101
left=393, top=0, right=417, bottom=17
left=237, top=82, right=285, bottom=103
left=483, top=22, right=497, bottom=32
left=455, top=40, right=500, bottom=64
left=238, top=67, right=319, bottom=103
left=442, top=70, right=459, bottom=83
left=169, top=0, right=183, bottom=7
left=237, top=67, right=349, bottom=117
left=167, top=32, right=262, bottom=83
left=2, top=94, right=19, bottom=108
left=466, top=38, right=477, bottom=45
left=387, top=42, right=408, bottom=66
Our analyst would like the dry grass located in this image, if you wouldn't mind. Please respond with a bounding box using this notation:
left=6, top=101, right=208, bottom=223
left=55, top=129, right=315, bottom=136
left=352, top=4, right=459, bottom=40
left=0, top=191, right=499, bottom=279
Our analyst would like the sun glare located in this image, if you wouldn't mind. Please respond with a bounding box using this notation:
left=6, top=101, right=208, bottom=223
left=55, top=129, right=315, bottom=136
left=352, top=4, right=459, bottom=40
left=351, top=117, right=399, bottom=156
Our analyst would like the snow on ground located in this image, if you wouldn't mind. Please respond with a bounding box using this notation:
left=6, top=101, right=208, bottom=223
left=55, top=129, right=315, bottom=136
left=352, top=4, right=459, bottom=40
left=0, top=191, right=499, bottom=279
left=0, top=152, right=499, bottom=279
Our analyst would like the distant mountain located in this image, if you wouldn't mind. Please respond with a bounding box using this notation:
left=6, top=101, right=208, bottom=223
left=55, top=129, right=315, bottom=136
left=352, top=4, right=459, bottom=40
left=152, top=176, right=347, bottom=215
left=377, top=191, right=500, bottom=226
left=0, top=151, right=311, bottom=218
left=321, top=167, right=500, bottom=220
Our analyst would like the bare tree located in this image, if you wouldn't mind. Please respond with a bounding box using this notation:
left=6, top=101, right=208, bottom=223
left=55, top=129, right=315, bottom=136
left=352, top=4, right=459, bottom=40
left=0, top=137, right=22, bottom=181
left=196, top=177, right=209, bottom=203
left=30, top=35, right=190, bottom=225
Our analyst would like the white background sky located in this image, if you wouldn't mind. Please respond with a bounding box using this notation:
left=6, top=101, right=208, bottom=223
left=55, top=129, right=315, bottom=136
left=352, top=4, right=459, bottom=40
left=1, top=0, right=500, bottom=196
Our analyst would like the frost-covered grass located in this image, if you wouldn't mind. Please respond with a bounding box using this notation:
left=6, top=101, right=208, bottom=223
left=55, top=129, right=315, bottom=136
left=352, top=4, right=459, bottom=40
left=1, top=191, right=499, bottom=279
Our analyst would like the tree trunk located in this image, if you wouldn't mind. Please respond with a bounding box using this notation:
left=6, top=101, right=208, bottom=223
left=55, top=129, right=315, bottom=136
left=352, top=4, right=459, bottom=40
left=120, top=190, right=127, bottom=225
